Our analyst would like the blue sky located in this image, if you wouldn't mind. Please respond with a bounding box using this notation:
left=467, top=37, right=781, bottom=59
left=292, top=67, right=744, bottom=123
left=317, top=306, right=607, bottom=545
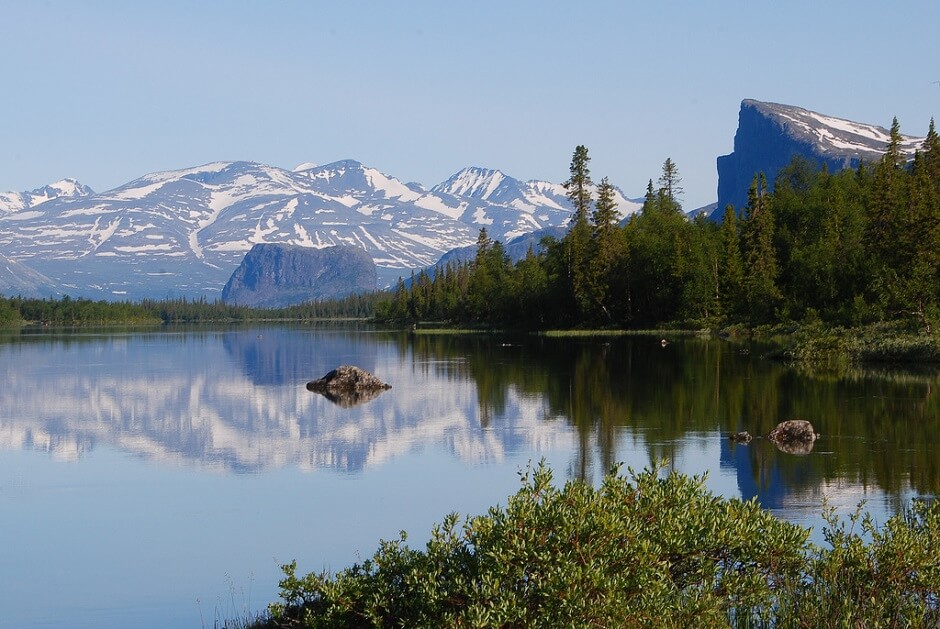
left=2, top=0, right=938, bottom=210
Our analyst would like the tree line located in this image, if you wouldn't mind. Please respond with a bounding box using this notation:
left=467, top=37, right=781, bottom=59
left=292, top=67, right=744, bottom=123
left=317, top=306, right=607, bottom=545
left=376, top=118, right=940, bottom=331
left=3, top=117, right=937, bottom=331
left=0, top=292, right=386, bottom=326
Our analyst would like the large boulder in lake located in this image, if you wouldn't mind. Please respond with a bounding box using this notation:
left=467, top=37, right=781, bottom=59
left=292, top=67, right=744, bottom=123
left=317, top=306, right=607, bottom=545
left=221, top=243, right=376, bottom=308
left=767, top=419, right=818, bottom=455
left=306, top=365, right=391, bottom=407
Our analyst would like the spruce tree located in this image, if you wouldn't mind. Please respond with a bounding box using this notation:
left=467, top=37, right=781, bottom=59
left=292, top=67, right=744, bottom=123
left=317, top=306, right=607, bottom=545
left=719, top=205, right=745, bottom=320
left=741, top=173, right=781, bottom=322
left=923, top=118, right=940, bottom=191
left=563, top=146, right=593, bottom=317
left=564, top=145, right=593, bottom=222
left=657, top=158, right=683, bottom=212
left=588, top=177, right=623, bottom=321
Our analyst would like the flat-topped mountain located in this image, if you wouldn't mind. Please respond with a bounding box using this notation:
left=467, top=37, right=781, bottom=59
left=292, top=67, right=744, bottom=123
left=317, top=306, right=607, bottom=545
left=221, top=243, right=377, bottom=308
left=715, top=99, right=926, bottom=214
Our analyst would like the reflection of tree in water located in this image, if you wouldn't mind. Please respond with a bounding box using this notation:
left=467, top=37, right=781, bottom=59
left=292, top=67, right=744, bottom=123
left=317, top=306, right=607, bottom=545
left=400, top=333, right=940, bottom=497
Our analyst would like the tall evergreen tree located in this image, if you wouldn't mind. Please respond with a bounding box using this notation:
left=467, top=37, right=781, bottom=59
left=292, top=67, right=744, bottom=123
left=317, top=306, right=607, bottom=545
left=923, top=117, right=940, bottom=191
left=587, top=177, right=623, bottom=321
left=657, top=158, right=683, bottom=211
left=564, top=145, right=593, bottom=222
left=741, top=173, right=781, bottom=322
left=869, top=117, right=910, bottom=285
left=563, top=146, right=594, bottom=317
left=718, top=205, right=745, bottom=319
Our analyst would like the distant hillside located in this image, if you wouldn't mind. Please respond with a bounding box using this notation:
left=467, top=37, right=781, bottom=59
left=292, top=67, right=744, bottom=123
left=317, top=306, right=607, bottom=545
left=0, top=161, right=642, bottom=300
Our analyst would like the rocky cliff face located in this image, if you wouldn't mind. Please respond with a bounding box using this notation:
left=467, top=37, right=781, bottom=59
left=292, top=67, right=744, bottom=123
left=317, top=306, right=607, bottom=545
left=221, top=243, right=376, bottom=308
left=715, top=100, right=925, bottom=215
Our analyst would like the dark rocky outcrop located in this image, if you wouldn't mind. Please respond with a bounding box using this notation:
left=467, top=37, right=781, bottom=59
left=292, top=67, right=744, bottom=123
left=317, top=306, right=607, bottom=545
left=714, top=100, right=925, bottom=216
left=767, top=420, right=818, bottom=455
left=221, top=243, right=376, bottom=308
left=306, top=365, right=391, bottom=407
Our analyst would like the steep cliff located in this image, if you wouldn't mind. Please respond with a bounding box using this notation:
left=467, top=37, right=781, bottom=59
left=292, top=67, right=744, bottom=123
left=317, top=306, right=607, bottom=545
left=221, top=243, right=376, bottom=308
left=715, top=100, right=925, bottom=215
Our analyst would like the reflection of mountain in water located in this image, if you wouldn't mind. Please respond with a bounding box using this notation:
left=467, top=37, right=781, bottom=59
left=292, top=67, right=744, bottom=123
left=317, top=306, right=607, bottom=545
left=221, top=328, right=379, bottom=386
left=0, top=329, right=571, bottom=473
left=2, top=330, right=939, bottom=499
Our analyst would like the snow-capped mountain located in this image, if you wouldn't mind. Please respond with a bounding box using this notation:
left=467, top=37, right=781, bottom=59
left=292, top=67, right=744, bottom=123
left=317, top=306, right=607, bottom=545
left=433, top=166, right=641, bottom=236
left=716, top=99, right=927, bottom=213
left=0, top=160, right=642, bottom=300
left=0, top=178, right=95, bottom=214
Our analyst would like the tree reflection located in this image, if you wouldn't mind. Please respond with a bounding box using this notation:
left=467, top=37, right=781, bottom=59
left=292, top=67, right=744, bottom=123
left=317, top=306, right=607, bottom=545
left=400, top=332, right=940, bottom=499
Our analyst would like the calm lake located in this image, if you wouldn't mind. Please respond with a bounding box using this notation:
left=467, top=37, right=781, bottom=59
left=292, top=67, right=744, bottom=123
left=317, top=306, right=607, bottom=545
left=1, top=325, right=938, bottom=628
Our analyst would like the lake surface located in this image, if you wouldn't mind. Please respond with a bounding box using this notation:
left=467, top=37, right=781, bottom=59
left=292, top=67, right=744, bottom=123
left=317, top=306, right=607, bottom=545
left=1, top=325, right=938, bottom=628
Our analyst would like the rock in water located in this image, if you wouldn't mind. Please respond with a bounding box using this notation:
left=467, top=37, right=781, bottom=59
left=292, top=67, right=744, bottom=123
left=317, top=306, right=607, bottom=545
left=306, top=365, right=391, bottom=407
left=767, top=420, right=818, bottom=455
left=221, top=243, right=376, bottom=308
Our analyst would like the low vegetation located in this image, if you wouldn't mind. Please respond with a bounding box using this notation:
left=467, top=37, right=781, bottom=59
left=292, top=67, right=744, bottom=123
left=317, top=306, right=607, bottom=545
left=249, top=463, right=940, bottom=628
left=0, top=293, right=384, bottom=327
left=780, top=321, right=940, bottom=367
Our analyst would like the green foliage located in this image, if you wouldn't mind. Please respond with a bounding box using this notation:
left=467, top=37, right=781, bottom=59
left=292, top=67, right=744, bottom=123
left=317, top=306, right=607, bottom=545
left=257, top=464, right=940, bottom=628
left=778, top=500, right=940, bottom=626
left=376, top=129, right=940, bottom=337
left=784, top=322, right=940, bottom=365
left=261, top=463, right=810, bottom=627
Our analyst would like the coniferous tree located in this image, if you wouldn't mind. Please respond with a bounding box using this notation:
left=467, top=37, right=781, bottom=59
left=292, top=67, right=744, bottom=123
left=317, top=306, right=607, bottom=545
left=588, top=177, right=623, bottom=321
left=868, top=117, right=908, bottom=269
left=563, top=146, right=594, bottom=318
left=741, top=173, right=781, bottom=322
left=564, top=145, right=593, bottom=222
left=657, top=158, right=683, bottom=212
left=923, top=118, right=940, bottom=192
left=718, top=205, right=745, bottom=320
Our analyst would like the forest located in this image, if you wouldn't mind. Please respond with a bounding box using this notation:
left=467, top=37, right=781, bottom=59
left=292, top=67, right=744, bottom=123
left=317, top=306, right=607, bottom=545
left=2, top=117, right=938, bottom=336
left=0, top=292, right=384, bottom=326
left=375, top=118, right=940, bottom=334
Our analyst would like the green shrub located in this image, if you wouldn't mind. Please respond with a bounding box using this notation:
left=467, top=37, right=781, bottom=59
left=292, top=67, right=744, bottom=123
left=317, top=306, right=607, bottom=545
left=261, top=463, right=810, bottom=628
left=255, top=465, right=940, bottom=628
left=777, top=500, right=940, bottom=627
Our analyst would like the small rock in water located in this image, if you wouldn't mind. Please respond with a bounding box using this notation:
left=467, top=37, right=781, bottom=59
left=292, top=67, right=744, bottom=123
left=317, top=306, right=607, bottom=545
left=306, top=365, right=391, bottom=407
left=307, top=365, right=391, bottom=393
left=729, top=431, right=752, bottom=444
left=766, top=419, right=818, bottom=455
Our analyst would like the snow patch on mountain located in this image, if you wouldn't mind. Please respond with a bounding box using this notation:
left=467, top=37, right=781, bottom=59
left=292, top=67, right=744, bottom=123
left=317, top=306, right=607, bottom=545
left=0, top=178, right=95, bottom=214
left=748, top=100, right=925, bottom=158
left=1, top=158, right=648, bottom=300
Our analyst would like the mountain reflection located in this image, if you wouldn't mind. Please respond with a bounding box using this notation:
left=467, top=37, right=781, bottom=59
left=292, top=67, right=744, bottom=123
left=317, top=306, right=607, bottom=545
left=1, top=328, right=938, bottom=505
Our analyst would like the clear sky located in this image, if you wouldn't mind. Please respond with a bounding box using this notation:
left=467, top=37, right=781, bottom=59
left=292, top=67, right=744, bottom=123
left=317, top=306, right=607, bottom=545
left=2, top=0, right=938, bottom=210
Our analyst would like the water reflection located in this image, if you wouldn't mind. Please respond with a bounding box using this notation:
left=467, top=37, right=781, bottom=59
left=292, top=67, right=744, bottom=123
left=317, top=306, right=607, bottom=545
left=1, top=328, right=938, bottom=504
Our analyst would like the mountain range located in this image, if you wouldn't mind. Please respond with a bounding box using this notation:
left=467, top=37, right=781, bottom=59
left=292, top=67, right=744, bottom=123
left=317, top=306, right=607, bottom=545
left=2, top=98, right=927, bottom=302
left=0, top=161, right=641, bottom=300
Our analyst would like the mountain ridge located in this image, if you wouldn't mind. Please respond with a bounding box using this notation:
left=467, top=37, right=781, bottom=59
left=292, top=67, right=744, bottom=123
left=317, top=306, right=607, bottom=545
left=0, top=159, right=641, bottom=300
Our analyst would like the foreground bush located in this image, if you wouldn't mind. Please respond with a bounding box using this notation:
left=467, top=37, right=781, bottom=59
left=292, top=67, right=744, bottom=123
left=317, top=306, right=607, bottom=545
left=254, top=464, right=940, bottom=628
